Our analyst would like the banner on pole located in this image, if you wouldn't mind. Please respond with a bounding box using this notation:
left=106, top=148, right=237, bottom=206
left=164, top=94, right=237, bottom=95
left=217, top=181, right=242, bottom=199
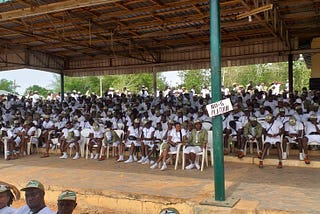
left=206, top=98, right=233, bottom=117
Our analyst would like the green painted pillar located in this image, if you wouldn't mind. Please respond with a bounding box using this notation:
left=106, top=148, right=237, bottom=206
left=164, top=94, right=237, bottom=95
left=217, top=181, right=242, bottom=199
left=210, top=0, right=225, bottom=201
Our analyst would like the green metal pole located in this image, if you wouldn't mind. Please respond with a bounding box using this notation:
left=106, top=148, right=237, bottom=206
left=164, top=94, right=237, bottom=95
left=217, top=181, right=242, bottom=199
left=210, top=0, right=225, bottom=201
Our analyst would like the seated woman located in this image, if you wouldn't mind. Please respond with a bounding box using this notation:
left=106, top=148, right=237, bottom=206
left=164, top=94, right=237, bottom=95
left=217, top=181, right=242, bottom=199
left=302, top=114, right=320, bottom=164
left=87, top=121, right=104, bottom=160
left=150, top=122, right=186, bottom=171
left=59, top=121, right=81, bottom=160
left=122, top=118, right=142, bottom=163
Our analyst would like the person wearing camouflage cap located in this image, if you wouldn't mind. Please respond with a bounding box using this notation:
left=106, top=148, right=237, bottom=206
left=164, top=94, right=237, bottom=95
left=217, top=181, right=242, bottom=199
left=15, top=180, right=54, bottom=214
left=56, top=190, right=77, bottom=214
left=0, top=184, right=16, bottom=213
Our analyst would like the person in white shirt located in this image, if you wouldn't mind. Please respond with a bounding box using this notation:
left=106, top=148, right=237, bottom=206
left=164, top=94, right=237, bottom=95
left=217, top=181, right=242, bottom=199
left=15, top=180, right=54, bottom=214
left=301, top=114, right=320, bottom=164
left=87, top=122, right=104, bottom=160
left=59, top=121, right=81, bottom=160
left=7, top=120, right=25, bottom=159
left=139, top=120, right=156, bottom=165
left=152, top=122, right=187, bottom=171
left=0, top=184, right=16, bottom=214
left=259, top=114, right=284, bottom=168
left=282, top=116, right=304, bottom=160
left=122, top=118, right=142, bottom=163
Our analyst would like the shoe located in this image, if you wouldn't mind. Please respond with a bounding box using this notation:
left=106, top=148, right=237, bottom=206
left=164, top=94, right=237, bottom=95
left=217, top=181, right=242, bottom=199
left=133, top=155, right=138, bottom=161
left=90, top=153, right=94, bottom=159
left=195, top=163, right=200, bottom=170
left=150, top=163, right=158, bottom=169
left=150, top=160, right=155, bottom=165
left=238, top=151, right=244, bottom=158
left=137, top=157, right=145, bottom=163
left=40, top=153, right=49, bottom=158
left=117, top=155, right=124, bottom=162
left=282, top=152, right=287, bottom=160
left=160, top=163, right=167, bottom=171
left=73, top=154, right=80, bottom=160
left=304, top=155, right=311, bottom=164
left=277, top=162, right=283, bottom=169
left=60, top=153, right=68, bottom=159
left=142, top=159, right=150, bottom=165
left=257, top=152, right=262, bottom=159
left=299, top=153, right=304, bottom=161
left=186, top=163, right=195, bottom=170
left=258, top=161, right=263, bottom=168
left=124, top=158, right=133, bottom=163
left=94, top=154, right=99, bottom=160
left=98, top=156, right=106, bottom=161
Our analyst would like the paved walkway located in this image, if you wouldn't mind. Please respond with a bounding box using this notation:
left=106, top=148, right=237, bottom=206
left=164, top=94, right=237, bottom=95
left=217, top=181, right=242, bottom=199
left=1, top=153, right=320, bottom=214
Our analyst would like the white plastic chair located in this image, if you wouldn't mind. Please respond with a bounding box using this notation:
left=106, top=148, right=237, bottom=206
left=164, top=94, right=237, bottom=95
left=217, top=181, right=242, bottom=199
left=243, top=139, right=260, bottom=156
left=2, top=137, right=9, bottom=159
left=202, top=121, right=212, bottom=131
left=27, top=128, right=42, bottom=155
left=206, top=130, right=213, bottom=166
left=182, top=146, right=207, bottom=171
left=81, top=129, right=91, bottom=159
left=159, top=141, right=182, bottom=170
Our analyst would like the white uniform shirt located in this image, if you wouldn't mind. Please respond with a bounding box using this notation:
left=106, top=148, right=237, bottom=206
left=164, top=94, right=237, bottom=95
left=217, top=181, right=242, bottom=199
left=284, top=121, right=304, bottom=134
left=14, top=205, right=54, bottom=214
left=169, top=128, right=186, bottom=143
left=0, top=206, right=15, bottom=214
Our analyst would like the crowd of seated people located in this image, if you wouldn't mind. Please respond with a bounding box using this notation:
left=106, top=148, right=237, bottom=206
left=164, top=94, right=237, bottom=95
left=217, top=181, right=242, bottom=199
left=0, top=84, right=319, bottom=170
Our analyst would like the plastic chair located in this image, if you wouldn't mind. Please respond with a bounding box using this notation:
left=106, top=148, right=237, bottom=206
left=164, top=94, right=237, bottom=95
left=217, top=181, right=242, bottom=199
left=2, top=137, right=9, bottom=159
left=206, top=130, right=213, bottom=166
left=202, top=121, right=212, bottom=131
left=27, top=128, right=42, bottom=155
left=243, top=139, right=260, bottom=156
left=159, top=141, right=182, bottom=170
left=182, top=146, right=207, bottom=171
left=81, top=129, right=91, bottom=159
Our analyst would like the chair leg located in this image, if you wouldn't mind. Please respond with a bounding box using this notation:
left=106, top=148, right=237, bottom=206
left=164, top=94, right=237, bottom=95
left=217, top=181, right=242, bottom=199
left=182, top=152, right=186, bottom=170
left=201, top=153, right=205, bottom=171
left=27, top=142, right=31, bottom=155
left=106, top=145, right=110, bottom=159
left=174, top=152, right=180, bottom=170
left=86, top=144, right=89, bottom=159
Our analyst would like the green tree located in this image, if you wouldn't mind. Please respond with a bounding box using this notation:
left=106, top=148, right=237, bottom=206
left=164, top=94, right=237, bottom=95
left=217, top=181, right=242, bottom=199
left=0, top=79, right=19, bottom=94
left=24, top=85, right=50, bottom=97
left=178, top=69, right=210, bottom=94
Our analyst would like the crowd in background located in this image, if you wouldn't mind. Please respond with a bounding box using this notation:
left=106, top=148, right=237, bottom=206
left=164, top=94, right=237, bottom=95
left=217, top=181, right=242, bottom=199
left=0, top=81, right=319, bottom=169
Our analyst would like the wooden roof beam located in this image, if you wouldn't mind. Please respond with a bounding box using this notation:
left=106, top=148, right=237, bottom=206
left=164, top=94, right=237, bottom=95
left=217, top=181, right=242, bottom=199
left=0, top=0, right=122, bottom=22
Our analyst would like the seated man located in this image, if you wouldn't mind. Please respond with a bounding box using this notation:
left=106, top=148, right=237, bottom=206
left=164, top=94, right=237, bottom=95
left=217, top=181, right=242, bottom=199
left=59, top=121, right=81, bottom=160
left=238, top=116, right=263, bottom=158
left=99, top=121, right=120, bottom=161
left=282, top=116, right=303, bottom=160
left=0, top=184, right=16, bottom=213
left=184, top=119, right=208, bottom=170
left=302, top=114, right=320, bottom=164
left=87, top=122, right=104, bottom=160
left=259, top=114, right=284, bottom=168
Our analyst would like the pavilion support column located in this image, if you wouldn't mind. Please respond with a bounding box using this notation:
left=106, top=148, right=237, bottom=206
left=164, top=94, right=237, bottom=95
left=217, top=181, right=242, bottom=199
left=288, top=53, right=293, bottom=93
left=152, top=67, right=157, bottom=97
left=310, top=38, right=320, bottom=90
left=60, top=72, right=64, bottom=102
left=200, top=0, right=239, bottom=207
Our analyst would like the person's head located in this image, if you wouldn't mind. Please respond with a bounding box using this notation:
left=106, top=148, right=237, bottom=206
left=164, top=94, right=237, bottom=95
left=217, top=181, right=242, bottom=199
left=288, top=116, right=297, bottom=126
left=309, top=114, right=318, bottom=123
left=57, top=190, right=77, bottom=214
left=194, top=119, right=202, bottom=131
left=265, top=114, right=273, bottom=123
left=21, top=180, right=46, bottom=212
left=0, top=185, right=14, bottom=208
left=174, top=122, right=182, bottom=131
left=133, top=118, right=140, bottom=128
left=249, top=116, right=258, bottom=127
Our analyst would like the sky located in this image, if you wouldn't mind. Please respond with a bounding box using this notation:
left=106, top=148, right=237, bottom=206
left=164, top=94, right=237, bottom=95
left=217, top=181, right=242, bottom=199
left=0, top=68, right=181, bottom=95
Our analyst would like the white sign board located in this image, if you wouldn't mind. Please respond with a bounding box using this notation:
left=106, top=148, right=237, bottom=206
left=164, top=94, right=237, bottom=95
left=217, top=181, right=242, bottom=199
left=206, top=98, right=233, bottom=117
